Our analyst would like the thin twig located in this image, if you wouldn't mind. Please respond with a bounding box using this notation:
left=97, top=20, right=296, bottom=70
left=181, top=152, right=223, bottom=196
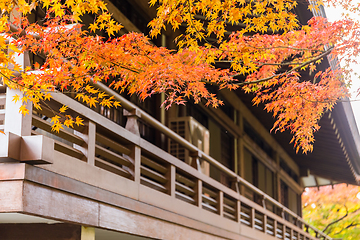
left=234, top=46, right=334, bottom=86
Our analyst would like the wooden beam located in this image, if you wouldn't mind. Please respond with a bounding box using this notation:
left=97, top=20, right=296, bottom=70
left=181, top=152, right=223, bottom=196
left=103, top=0, right=141, bottom=33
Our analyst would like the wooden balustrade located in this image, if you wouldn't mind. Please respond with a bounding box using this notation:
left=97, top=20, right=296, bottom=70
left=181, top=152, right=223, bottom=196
left=0, top=85, right=331, bottom=240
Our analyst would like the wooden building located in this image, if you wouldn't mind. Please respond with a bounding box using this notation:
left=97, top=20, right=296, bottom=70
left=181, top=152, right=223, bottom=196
left=0, top=1, right=359, bottom=240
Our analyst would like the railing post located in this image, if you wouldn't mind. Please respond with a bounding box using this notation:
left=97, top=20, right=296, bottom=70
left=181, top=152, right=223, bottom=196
left=86, top=121, right=96, bottom=165
left=123, top=109, right=141, bottom=184
left=305, top=224, right=309, bottom=233
left=195, top=179, right=202, bottom=208
left=123, top=109, right=141, bottom=136
left=124, top=145, right=141, bottom=184
left=236, top=200, right=241, bottom=223
left=294, top=230, right=299, bottom=240
left=74, top=120, right=96, bottom=165
left=263, top=214, right=267, bottom=234
left=166, top=165, right=176, bottom=197
left=273, top=220, right=277, bottom=237
left=250, top=208, right=255, bottom=229
left=190, top=151, right=201, bottom=171
left=282, top=224, right=286, bottom=240
left=4, top=88, right=32, bottom=136
left=217, top=191, right=224, bottom=217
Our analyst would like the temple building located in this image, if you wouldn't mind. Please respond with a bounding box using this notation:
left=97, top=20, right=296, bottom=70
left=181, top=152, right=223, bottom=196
left=0, top=1, right=359, bottom=239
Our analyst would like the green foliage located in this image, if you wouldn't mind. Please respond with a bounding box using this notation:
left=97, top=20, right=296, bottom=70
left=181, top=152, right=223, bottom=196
left=303, top=184, right=360, bottom=239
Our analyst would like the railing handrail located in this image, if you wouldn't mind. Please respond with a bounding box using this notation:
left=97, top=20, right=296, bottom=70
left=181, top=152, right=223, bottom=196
left=94, top=82, right=331, bottom=240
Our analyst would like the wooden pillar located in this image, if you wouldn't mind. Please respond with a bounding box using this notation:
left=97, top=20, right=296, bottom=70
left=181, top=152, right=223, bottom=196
left=81, top=226, right=95, bottom=240
left=238, top=138, right=245, bottom=195
left=275, top=152, right=281, bottom=202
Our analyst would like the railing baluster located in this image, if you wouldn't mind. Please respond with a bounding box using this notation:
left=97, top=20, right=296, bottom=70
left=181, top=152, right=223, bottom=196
left=250, top=208, right=255, bottom=229
left=195, top=179, right=202, bottom=208
left=129, top=145, right=141, bottom=183
left=166, top=165, right=176, bottom=197
left=218, top=191, right=224, bottom=217
left=74, top=120, right=96, bottom=165
left=283, top=224, right=286, bottom=240
left=123, top=108, right=141, bottom=183
left=274, top=220, right=277, bottom=237
left=263, top=214, right=267, bottom=234
left=236, top=200, right=241, bottom=223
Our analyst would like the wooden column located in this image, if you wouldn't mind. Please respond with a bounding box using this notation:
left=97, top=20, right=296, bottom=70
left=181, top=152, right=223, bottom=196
left=81, top=226, right=95, bottom=240
left=238, top=138, right=245, bottom=195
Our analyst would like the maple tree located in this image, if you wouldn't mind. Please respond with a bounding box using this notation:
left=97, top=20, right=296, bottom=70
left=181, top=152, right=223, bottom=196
left=303, top=184, right=360, bottom=240
left=0, top=0, right=360, bottom=153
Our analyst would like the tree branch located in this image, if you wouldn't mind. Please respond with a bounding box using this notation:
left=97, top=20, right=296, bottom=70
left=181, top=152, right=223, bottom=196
left=323, top=205, right=348, bottom=234
left=334, top=222, right=360, bottom=236
left=234, top=46, right=334, bottom=86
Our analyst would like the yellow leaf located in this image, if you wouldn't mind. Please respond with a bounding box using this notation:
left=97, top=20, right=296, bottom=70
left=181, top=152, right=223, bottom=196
left=64, top=118, right=74, bottom=128
left=51, top=115, right=61, bottom=124
left=12, top=94, right=20, bottom=103
left=113, top=101, right=121, bottom=108
left=19, top=104, right=29, bottom=116
left=51, top=122, right=63, bottom=133
left=59, top=105, right=68, bottom=113
left=75, top=116, right=84, bottom=126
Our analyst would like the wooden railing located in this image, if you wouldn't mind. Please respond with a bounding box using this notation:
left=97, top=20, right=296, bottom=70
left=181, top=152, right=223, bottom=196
left=1, top=85, right=331, bottom=240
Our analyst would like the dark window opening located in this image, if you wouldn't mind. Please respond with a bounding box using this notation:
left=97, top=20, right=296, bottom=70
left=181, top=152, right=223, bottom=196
left=243, top=119, right=274, bottom=159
